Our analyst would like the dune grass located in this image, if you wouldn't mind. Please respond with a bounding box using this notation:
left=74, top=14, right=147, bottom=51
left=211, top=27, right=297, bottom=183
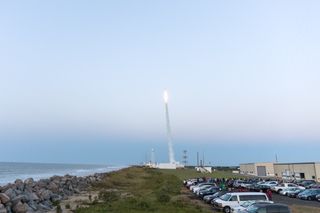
left=160, top=168, right=244, bottom=180
left=75, top=167, right=211, bottom=213
left=75, top=167, right=320, bottom=213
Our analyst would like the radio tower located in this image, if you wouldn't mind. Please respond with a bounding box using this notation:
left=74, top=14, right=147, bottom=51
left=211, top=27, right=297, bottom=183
left=163, top=90, right=175, bottom=164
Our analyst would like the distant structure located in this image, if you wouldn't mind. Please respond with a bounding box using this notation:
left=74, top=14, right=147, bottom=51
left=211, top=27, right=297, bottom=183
left=145, top=148, right=157, bottom=168
left=240, top=161, right=320, bottom=181
left=182, top=150, right=188, bottom=166
left=156, top=90, right=183, bottom=169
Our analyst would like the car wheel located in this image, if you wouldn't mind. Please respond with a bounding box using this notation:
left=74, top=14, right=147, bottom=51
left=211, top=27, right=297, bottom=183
left=308, top=196, right=312, bottom=201
left=277, top=189, right=282, bottom=193
left=223, top=206, right=231, bottom=213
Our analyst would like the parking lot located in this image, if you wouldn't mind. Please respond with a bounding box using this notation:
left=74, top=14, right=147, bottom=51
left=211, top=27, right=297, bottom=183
left=184, top=177, right=320, bottom=213
left=272, top=193, right=320, bottom=208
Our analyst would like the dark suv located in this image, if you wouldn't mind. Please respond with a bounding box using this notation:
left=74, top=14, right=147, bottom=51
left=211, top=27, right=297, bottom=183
left=243, top=203, right=291, bottom=213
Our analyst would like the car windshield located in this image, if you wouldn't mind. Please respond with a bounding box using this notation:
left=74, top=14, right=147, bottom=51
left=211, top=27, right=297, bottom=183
left=220, top=194, right=231, bottom=201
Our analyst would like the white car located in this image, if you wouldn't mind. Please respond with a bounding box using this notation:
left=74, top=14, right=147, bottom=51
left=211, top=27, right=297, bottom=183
left=191, top=183, right=214, bottom=192
left=271, top=183, right=305, bottom=193
left=193, top=184, right=215, bottom=194
left=279, top=187, right=302, bottom=196
left=258, top=181, right=278, bottom=188
left=231, top=200, right=273, bottom=213
left=213, top=192, right=270, bottom=213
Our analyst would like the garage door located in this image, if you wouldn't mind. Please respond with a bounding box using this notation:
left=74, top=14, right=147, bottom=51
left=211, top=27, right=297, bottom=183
left=257, top=166, right=267, bottom=176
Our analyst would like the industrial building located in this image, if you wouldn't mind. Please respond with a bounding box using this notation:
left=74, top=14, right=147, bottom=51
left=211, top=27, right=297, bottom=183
left=239, top=162, right=275, bottom=177
left=240, top=162, right=320, bottom=182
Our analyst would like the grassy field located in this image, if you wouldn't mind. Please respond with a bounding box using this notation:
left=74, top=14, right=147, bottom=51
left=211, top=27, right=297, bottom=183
left=160, top=168, right=243, bottom=180
left=74, top=167, right=320, bottom=213
left=75, top=167, right=212, bottom=213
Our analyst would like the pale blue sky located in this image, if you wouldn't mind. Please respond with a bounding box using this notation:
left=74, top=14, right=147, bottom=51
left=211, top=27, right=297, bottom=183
left=1, top=1, right=320, bottom=165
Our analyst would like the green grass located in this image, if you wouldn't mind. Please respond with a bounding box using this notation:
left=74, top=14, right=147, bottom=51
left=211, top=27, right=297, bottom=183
left=159, top=168, right=244, bottom=180
left=75, top=167, right=211, bottom=213
left=75, top=167, right=320, bottom=213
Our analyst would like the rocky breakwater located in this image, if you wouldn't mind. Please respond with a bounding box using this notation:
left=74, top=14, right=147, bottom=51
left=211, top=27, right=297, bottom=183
left=0, top=173, right=104, bottom=213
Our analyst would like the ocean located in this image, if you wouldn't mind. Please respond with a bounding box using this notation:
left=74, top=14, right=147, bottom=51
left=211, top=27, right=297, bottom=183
left=0, top=162, right=124, bottom=185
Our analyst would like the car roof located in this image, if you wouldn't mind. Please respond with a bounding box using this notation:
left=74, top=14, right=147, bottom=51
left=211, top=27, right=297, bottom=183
left=227, top=192, right=266, bottom=195
left=252, top=203, right=288, bottom=208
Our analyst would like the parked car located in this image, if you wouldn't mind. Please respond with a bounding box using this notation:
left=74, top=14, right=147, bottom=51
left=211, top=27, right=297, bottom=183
left=209, top=191, right=228, bottom=204
left=309, top=183, right=320, bottom=189
left=286, top=189, right=305, bottom=198
left=233, top=180, right=246, bottom=188
left=198, top=186, right=220, bottom=198
left=271, top=183, right=305, bottom=193
left=299, top=180, right=316, bottom=188
left=279, top=187, right=301, bottom=196
left=231, top=201, right=273, bottom=213
left=297, top=189, right=320, bottom=201
left=193, top=184, right=216, bottom=194
left=190, top=182, right=215, bottom=192
left=259, top=181, right=278, bottom=189
left=213, top=192, right=269, bottom=213
left=241, top=203, right=291, bottom=213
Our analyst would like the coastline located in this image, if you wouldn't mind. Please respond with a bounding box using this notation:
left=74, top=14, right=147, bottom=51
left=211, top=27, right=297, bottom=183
left=0, top=166, right=126, bottom=213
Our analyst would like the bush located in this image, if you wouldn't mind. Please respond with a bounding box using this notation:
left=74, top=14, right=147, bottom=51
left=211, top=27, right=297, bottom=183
left=65, top=203, right=71, bottom=209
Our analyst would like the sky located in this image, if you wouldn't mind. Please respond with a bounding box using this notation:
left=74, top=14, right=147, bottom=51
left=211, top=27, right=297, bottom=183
left=1, top=0, right=320, bottom=166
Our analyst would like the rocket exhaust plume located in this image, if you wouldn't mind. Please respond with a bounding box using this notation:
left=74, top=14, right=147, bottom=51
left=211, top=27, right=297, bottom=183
left=163, top=90, right=175, bottom=164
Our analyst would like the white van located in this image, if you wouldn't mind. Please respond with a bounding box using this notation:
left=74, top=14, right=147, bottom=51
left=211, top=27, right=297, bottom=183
left=213, top=192, right=269, bottom=213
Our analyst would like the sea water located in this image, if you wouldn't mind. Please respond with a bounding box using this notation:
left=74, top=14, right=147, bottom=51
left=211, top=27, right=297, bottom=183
left=0, top=162, right=124, bottom=185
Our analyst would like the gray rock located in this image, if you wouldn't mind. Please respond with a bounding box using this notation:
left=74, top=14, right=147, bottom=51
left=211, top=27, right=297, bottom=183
left=38, top=190, right=52, bottom=201
left=23, top=179, right=33, bottom=186
left=50, top=194, right=61, bottom=203
left=0, top=203, right=7, bottom=213
left=0, top=193, right=10, bottom=204
left=47, top=182, right=58, bottom=193
left=26, top=201, right=37, bottom=211
left=37, top=203, right=51, bottom=211
left=14, top=180, right=24, bottom=191
left=13, top=201, right=27, bottom=213
left=4, top=189, right=15, bottom=200
left=25, top=193, right=38, bottom=202
left=11, top=195, right=28, bottom=205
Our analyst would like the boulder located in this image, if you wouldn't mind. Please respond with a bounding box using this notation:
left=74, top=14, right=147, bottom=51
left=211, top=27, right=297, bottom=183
left=26, top=201, right=37, bottom=211
left=47, top=182, right=58, bottom=193
left=0, top=204, right=7, bottom=213
left=14, top=180, right=24, bottom=191
left=4, top=189, right=15, bottom=200
left=11, top=195, right=28, bottom=205
left=0, top=193, right=10, bottom=204
left=23, top=179, right=33, bottom=186
left=38, top=190, right=52, bottom=201
left=50, top=194, right=62, bottom=203
left=25, top=193, right=38, bottom=202
left=12, top=201, right=27, bottom=213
